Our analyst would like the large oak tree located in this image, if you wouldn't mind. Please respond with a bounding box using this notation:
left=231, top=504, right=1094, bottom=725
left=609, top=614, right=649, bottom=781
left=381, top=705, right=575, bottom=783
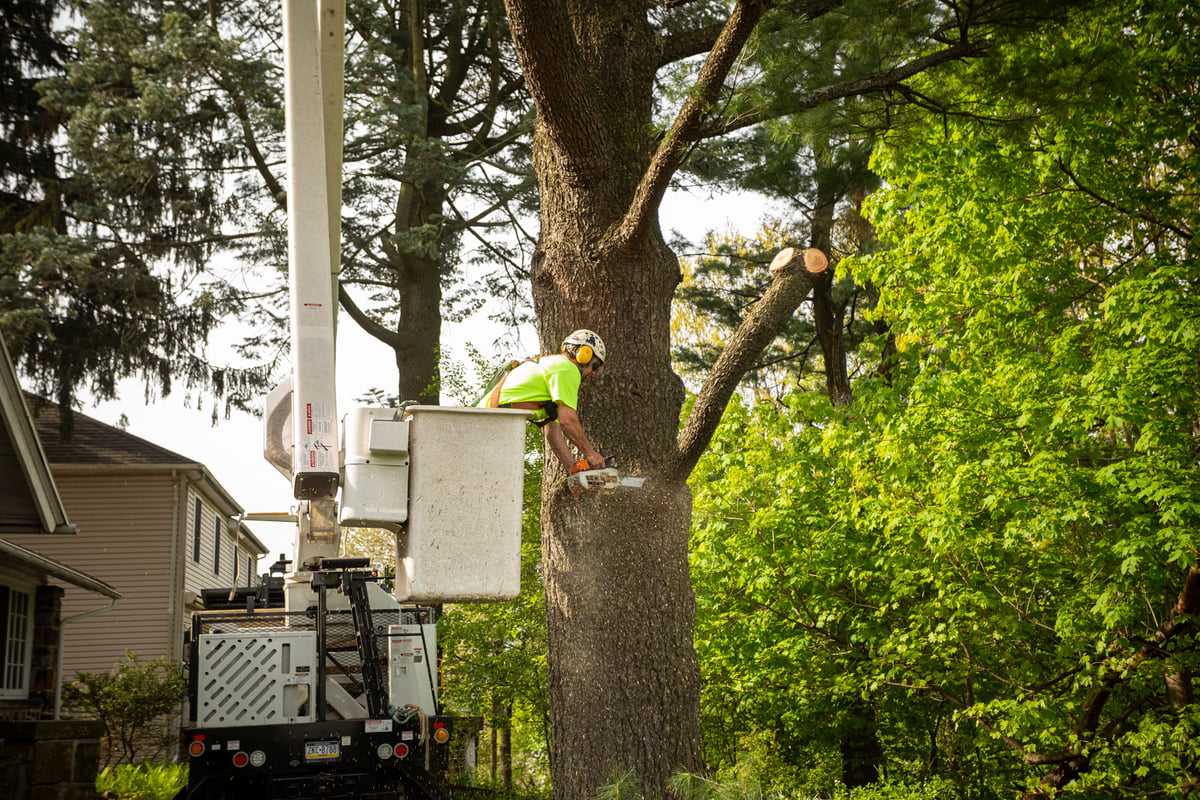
left=500, top=0, right=1073, bottom=797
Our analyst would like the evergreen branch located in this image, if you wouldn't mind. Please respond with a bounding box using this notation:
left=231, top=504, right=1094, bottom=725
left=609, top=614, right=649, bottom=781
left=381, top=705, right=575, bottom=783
left=337, top=282, right=411, bottom=351
left=223, top=82, right=286, bottom=207
left=621, top=0, right=846, bottom=249
left=656, top=22, right=727, bottom=69
left=434, top=77, right=527, bottom=139
left=454, top=110, right=534, bottom=164
left=698, top=36, right=984, bottom=140
left=448, top=196, right=529, bottom=279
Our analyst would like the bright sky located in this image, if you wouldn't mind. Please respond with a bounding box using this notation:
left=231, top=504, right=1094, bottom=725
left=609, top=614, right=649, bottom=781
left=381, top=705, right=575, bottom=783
left=74, top=190, right=774, bottom=567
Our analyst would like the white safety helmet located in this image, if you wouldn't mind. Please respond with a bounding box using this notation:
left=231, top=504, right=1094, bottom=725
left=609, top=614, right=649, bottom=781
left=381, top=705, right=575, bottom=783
left=562, top=329, right=606, bottom=366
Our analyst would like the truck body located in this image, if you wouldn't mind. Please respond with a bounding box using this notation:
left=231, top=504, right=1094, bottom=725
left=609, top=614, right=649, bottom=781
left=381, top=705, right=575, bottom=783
left=176, top=404, right=530, bottom=799
left=178, top=561, right=455, bottom=800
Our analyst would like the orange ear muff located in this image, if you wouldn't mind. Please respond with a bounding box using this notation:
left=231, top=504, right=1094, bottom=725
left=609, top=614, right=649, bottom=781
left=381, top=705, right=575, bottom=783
left=575, top=344, right=593, bottom=365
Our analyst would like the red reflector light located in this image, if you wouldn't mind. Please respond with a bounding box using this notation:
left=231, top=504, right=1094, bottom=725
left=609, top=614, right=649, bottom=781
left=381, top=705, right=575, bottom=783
left=187, top=741, right=206, bottom=758
left=394, top=743, right=409, bottom=759
left=232, top=751, right=250, bottom=768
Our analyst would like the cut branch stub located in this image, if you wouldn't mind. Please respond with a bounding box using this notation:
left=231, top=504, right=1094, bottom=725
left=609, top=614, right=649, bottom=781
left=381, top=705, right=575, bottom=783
left=769, top=246, right=828, bottom=277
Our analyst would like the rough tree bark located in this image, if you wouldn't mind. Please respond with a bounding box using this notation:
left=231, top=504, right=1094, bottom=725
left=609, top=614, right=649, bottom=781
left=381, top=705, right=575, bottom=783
left=499, top=1, right=1010, bottom=797
left=501, top=4, right=821, bottom=797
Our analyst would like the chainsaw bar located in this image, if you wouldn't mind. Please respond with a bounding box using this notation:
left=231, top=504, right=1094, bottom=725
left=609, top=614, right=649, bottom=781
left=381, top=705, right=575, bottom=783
left=570, top=467, right=645, bottom=491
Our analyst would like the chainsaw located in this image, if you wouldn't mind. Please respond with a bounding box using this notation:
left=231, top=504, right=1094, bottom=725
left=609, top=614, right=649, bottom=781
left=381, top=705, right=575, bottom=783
left=569, top=456, right=645, bottom=491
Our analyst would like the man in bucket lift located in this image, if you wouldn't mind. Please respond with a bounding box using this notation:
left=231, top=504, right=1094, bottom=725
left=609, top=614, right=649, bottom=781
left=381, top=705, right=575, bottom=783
left=478, top=329, right=607, bottom=473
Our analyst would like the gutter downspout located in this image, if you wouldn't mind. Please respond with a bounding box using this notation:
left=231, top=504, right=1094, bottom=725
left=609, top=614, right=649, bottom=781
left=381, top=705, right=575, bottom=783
left=167, top=470, right=184, bottom=666
left=54, top=598, right=119, bottom=719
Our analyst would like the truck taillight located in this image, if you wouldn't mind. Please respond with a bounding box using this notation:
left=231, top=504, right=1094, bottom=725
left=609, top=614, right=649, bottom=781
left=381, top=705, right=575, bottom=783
left=393, top=743, right=410, bottom=759
left=187, top=739, right=206, bottom=757
left=232, top=751, right=250, bottom=768
left=432, top=723, right=450, bottom=744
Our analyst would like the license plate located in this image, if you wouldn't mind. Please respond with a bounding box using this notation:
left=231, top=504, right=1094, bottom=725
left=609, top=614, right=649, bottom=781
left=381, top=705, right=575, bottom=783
left=305, top=740, right=340, bottom=761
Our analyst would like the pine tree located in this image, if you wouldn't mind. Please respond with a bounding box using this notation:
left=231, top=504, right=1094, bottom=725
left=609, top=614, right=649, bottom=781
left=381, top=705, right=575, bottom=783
left=1, top=0, right=251, bottom=435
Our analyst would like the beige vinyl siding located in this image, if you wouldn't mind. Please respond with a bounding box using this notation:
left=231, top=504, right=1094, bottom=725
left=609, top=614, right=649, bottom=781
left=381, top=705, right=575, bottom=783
left=4, top=473, right=178, bottom=675
left=182, top=485, right=243, bottom=594
left=237, top=545, right=260, bottom=586
left=231, top=542, right=259, bottom=587
left=5, top=457, right=267, bottom=679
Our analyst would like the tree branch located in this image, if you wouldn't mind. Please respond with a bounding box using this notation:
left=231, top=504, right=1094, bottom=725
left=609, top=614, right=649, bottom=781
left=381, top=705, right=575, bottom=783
left=698, top=37, right=984, bottom=140
left=618, top=0, right=774, bottom=248
left=655, top=22, right=726, bottom=69
left=1019, top=566, right=1200, bottom=798
left=225, top=85, right=286, bottom=207
left=667, top=247, right=823, bottom=482
left=502, top=0, right=611, bottom=185
left=620, top=0, right=846, bottom=249
left=1055, top=156, right=1193, bottom=242
left=337, top=282, right=409, bottom=351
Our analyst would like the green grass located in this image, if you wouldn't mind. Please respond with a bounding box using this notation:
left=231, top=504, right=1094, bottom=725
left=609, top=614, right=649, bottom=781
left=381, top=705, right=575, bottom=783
left=96, top=762, right=187, bottom=800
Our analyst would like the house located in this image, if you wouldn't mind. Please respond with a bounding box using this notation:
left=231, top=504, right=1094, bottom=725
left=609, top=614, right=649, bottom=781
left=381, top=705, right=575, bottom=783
left=0, top=335, right=120, bottom=799
left=5, top=396, right=269, bottom=678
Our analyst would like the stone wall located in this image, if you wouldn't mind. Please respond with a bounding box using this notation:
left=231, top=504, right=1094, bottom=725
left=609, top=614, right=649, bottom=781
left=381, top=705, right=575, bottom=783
left=31, top=586, right=64, bottom=714
left=0, top=584, right=105, bottom=799
left=0, top=719, right=105, bottom=800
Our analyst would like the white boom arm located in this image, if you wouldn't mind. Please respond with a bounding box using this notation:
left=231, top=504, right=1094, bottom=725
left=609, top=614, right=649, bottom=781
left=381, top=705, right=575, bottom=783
left=263, top=0, right=528, bottom=611
left=284, top=0, right=343, bottom=503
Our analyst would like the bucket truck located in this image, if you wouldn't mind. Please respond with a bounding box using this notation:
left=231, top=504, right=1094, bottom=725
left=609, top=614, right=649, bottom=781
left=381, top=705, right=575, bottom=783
left=172, top=2, right=528, bottom=797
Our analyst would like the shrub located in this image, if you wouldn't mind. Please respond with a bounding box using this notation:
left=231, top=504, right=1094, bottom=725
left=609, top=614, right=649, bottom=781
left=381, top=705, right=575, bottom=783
left=63, top=652, right=187, bottom=767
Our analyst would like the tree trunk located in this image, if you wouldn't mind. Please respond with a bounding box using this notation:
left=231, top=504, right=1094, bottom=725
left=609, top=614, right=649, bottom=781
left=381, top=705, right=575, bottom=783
left=507, top=3, right=703, bottom=797
left=533, top=173, right=702, bottom=798
left=838, top=701, right=882, bottom=788
left=490, top=693, right=499, bottom=784
left=340, top=179, right=444, bottom=405
left=503, top=2, right=817, bottom=798
left=489, top=691, right=514, bottom=789
left=810, top=205, right=852, bottom=406
left=501, top=703, right=513, bottom=790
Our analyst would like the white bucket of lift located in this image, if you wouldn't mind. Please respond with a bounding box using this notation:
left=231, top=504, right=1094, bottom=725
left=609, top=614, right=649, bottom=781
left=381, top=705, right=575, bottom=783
left=397, top=406, right=530, bottom=602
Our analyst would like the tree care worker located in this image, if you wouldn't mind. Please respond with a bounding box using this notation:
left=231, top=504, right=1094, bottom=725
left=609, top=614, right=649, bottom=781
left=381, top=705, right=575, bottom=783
left=479, top=329, right=607, bottom=473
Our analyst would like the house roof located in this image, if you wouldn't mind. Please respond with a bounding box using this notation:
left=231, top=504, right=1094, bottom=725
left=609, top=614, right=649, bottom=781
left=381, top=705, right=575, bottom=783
left=0, top=339, right=74, bottom=536
left=24, top=394, right=194, bottom=466
left=0, top=538, right=121, bottom=600
left=0, top=335, right=120, bottom=599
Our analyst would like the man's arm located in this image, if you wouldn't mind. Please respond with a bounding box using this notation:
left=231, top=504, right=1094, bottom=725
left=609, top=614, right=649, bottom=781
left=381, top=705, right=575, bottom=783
left=548, top=405, right=604, bottom=469
left=543, top=423, right=576, bottom=471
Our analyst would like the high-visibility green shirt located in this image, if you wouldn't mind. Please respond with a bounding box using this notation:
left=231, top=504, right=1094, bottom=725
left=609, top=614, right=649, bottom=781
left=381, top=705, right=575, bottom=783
left=479, top=354, right=581, bottom=421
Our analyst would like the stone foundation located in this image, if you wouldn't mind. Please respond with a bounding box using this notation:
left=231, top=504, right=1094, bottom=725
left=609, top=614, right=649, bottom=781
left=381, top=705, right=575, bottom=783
left=0, top=719, right=105, bottom=800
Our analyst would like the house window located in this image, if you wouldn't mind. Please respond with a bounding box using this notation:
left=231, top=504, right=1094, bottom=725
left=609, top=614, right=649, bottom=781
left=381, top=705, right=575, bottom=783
left=0, top=583, right=34, bottom=699
left=192, top=498, right=202, bottom=563
left=213, top=516, right=222, bottom=577
left=247, top=555, right=255, bottom=586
